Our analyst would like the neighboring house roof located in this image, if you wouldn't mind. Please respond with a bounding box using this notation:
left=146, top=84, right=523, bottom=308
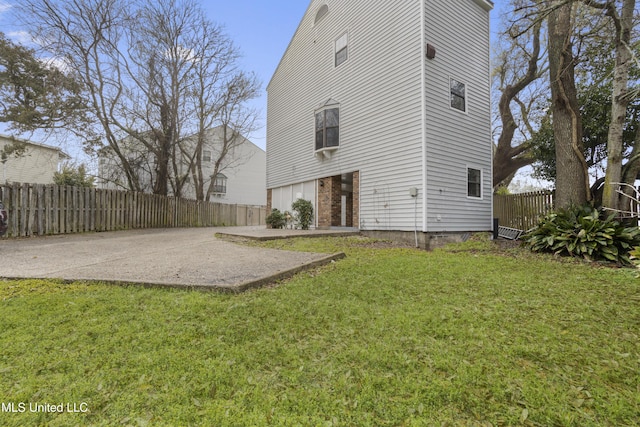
left=0, top=134, right=71, bottom=185
left=0, top=134, right=71, bottom=160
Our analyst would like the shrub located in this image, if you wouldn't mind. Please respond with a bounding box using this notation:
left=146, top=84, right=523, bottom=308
left=291, top=198, right=313, bottom=230
left=266, top=208, right=286, bottom=229
left=523, top=205, right=640, bottom=265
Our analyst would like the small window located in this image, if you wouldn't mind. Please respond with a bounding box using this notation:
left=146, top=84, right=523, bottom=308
left=467, top=168, right=482, bottom=198
left=314, top=4, right=329, bottom=25
left=335, top=33, right=348, bottom=67
left=213, top=173, right=227, bottom=194
left=315, top=108, right=339, bottom=150
left=450, top=78, right=466, bottom=112
left=203, top=150, right=211, bottom=162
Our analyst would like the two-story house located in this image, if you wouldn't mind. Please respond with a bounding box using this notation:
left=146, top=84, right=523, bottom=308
left=98, top=126, right=266, bottom=206
left=266, top=0, right=493, bottom=246
left=0, top=135, right=70, bottom=184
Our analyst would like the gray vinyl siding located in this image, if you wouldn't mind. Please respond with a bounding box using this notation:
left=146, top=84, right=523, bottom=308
left=423, top=0, right=493, bottom=232
left=268, top=0, right=492, bottom=232
left=267, top=0, right=424, bottom=231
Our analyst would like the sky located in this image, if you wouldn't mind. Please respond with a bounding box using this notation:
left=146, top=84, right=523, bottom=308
left=0, top=0, right=509, bottom=153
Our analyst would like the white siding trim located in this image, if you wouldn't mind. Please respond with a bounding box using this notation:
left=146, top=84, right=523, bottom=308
left=473, top=0, right=494, bottom=12
left=466, top=164, right=484, bottom=200
left=420, top=0, right=428, bottom=232
left=449, top=75, right=469, bottom=115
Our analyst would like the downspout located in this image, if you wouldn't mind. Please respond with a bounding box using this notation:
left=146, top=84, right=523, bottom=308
left=420, top=0, right=428, bottom=235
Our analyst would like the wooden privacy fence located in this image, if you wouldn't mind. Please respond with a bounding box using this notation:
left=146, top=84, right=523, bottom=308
left=0, top=182, right=266, bottom=238
left=493, top=190, right=554, bottom=231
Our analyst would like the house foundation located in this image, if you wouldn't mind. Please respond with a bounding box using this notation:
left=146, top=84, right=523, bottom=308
left=360, top=230, right=474, bottom=250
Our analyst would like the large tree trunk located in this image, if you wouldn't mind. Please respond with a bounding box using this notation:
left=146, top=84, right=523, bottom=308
left=548, top=0, right=590, bottom=208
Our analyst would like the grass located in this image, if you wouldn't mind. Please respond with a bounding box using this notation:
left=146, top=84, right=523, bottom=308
left=0, top=236, right=639, bottom=426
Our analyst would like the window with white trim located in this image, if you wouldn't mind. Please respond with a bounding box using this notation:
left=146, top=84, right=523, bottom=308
left=335, top=33, right=348, bottom=67
left=315, top=107, right=339, bottom=150
left=467, top=167, right=482, bottom=198
left=212, top=173, right=227, bottom=194
left=450, top=78, right=466, bottom=112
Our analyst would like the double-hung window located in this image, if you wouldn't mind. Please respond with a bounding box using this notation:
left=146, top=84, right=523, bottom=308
left=212, top=173, right=227, bottom=194
left=450, top=78, right=466, bottom=112
left=315, top=107, right=339, bottom=151
left=467, top=167, right=482, bottom=199
left=335, top=33, right=348, bottom=67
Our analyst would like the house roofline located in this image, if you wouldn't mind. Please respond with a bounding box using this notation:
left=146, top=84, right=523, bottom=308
left=473, top=0, right=494, bottom=11
left=266, top=0, right=315, bottom=92
left=201, top=125, right=266, bottom=153
left=267, top=1, right=493, bottom=92
left=0, top=134, right=71, bottom=159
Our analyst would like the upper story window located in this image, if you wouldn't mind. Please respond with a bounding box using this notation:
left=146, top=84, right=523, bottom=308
left=203, top=150, right=211, bottom=162
left=213, top=173, right=227, bottom=194
left=315, top=107, right=339, bottom=151
left=467, top=167, right=482, bottom=199
left=314, top=4, right=329, bottom=25
left=450, top=78, right=466, bottom=112
left=335, top=33, right=348, bottom=67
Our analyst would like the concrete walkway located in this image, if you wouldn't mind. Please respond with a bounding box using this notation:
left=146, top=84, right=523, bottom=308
left=216, top=225, right=360, bottom=241
left=0, top=227, right=346, bottom=292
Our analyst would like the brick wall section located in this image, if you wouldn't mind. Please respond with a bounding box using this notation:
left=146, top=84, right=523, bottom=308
left=266, top=189, right=272, bottom=228
left=352, top=171, right=359, bottom=228
left=316, top=178, right=330, bottom=228
left=330, top=175, right=341, bottom=226
left=317, top=175, right=341, bottom=228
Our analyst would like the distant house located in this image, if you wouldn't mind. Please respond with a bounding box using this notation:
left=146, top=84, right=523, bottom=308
left=98, top=126, right=266, bottom=206
left=0, top=135, right=70, bottom=184
left=266, top=0, right=494, bottom=245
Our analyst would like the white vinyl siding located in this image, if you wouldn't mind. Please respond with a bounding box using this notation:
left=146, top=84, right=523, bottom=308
left=267, top=0, right=424, bottom=232
left=0, top=136, right=67, bottom=185
left=270, top=180, right=317, bottom=227
left=423, top=0, right=493, bottom=232
left=267, top=0, right=492, bottom=233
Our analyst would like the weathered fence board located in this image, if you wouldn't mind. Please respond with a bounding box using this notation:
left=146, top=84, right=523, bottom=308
left=0, top=183, right=266, bottom=238
left=494, top=190, right=554, bottom=231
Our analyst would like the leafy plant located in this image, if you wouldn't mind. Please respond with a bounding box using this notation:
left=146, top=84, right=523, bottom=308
left=266, top=208, right=286, bottom=229
left=630, top=247, right=640, bottom=273
left=524, top=205, right=640, bottom=265
left=291, top=198, right=313, bottom=230
left=54, top=162, right=95, bottom=187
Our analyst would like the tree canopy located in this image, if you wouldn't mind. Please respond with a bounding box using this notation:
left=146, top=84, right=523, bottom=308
left=494, top=0, right=639, bottom=212
left=0, top=32, right=86, bottom=133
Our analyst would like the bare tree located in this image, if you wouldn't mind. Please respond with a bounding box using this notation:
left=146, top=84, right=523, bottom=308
left=202, top=74, right=259, bottom=202
left=493, top=4, right=548, bottom=190
left=173, top=8, right=260, bottom=202
left=18, top=0, right=259, bottom=197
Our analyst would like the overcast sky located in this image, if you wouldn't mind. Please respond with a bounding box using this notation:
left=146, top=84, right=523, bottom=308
left=0, top=1, right=506, bottom=153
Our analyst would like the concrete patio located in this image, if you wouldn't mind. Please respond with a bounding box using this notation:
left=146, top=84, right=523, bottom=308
left=0, top=227, right=348, bottom=292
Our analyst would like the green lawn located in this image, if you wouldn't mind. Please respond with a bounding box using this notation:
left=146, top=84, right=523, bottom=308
left=1, top=236, right=638, bottom=426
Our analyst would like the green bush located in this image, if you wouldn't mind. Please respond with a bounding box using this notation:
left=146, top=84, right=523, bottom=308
left=291, top=198, right=313, bottom=230
left=523, top=205, right=640, bottom=265
left=266, top=208, right=286, bottom=229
